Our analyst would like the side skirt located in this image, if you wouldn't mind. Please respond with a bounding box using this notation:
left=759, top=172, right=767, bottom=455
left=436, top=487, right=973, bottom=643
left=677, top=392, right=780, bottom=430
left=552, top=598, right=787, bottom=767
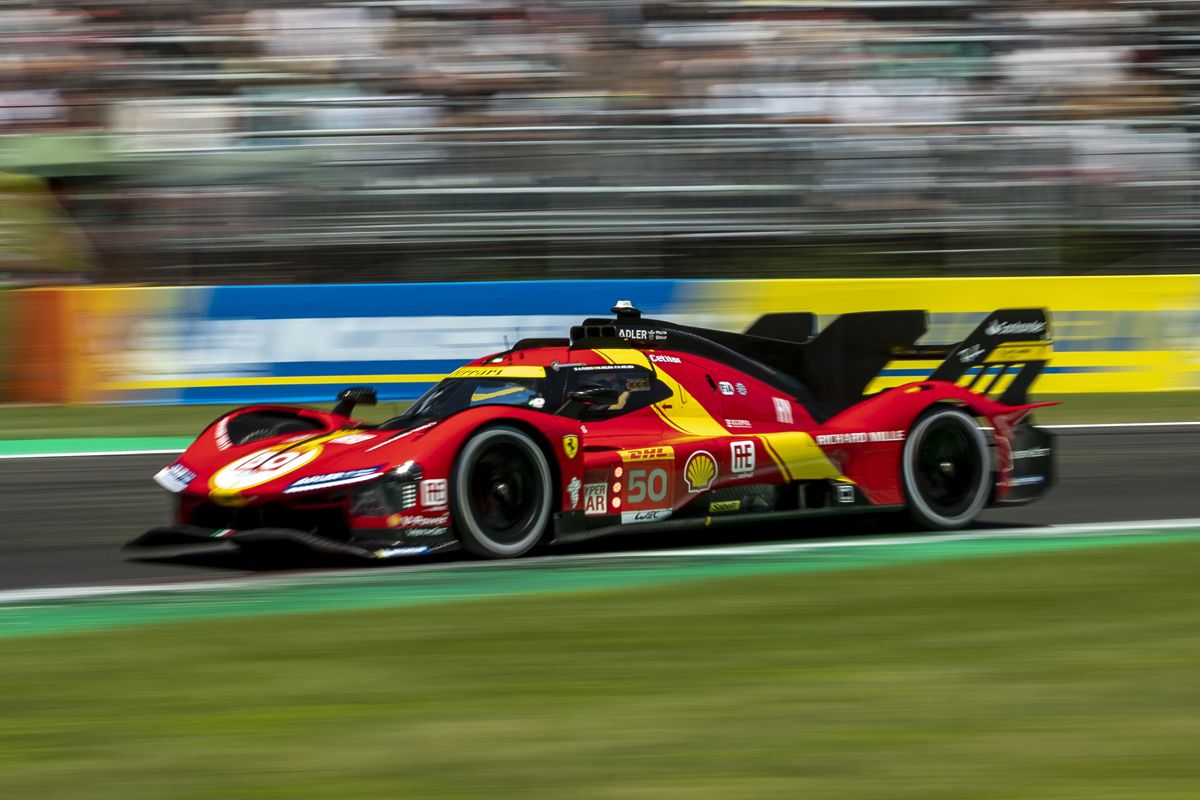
left=551, top=504, right=905, bottom=546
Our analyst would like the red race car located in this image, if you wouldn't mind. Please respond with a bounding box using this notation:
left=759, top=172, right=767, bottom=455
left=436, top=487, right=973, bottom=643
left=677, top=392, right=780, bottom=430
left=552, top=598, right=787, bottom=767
left=129, top=302, right=1055, bottom=560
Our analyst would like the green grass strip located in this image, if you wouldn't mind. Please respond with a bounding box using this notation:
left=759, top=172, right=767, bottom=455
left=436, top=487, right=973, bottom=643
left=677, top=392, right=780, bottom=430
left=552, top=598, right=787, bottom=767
left=1, top=537, right=1199, bottom=799
left=0, top=436, right=192, bottom=456
left=3, top=528, right=1198, bottom=640
left=0, top=401, right=413, bottom=441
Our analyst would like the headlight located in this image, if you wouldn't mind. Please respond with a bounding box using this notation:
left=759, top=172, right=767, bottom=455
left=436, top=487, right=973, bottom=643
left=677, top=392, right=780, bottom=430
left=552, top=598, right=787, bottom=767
left=389, top=460, right=423, bottom=482
left=383, top=460, right=423, bottom=511
left=351, top=462, right=424, bottom=517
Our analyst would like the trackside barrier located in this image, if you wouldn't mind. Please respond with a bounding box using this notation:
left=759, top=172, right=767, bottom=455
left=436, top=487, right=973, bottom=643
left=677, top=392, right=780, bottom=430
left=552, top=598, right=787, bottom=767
left=2, top=276, right=1198, bottom=405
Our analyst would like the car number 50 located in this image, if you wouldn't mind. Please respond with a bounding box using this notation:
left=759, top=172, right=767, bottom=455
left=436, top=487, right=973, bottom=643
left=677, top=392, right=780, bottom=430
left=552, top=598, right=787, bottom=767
left=628, top=468, right=669, bottom=503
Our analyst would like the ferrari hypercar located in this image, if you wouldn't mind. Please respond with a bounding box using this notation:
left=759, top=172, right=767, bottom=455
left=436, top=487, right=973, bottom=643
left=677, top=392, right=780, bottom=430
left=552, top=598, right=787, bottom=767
left=129, top=302, right=1055, bottom=560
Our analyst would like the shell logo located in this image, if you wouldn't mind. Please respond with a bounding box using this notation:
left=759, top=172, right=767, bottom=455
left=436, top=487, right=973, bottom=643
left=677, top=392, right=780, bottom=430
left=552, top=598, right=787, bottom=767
left=684, top=450, right=717, bottom=493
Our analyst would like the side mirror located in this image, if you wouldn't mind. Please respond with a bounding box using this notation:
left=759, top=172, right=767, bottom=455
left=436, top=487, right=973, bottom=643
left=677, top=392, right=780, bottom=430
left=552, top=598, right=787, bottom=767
left=569, top=385, right=623, bottom=406
left=333, top=386, right=377, bottom=417
left=556, top=384, right=623, bottom=418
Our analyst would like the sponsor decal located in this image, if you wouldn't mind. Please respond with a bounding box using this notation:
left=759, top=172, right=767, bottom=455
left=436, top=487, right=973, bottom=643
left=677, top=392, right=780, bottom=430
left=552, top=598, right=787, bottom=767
left=986, top=320, right=1046, bottom=336
left=684, top=451, right=717, bottom=493
left=450, top=366, right=546, bottom=378
left=373, top=546, right=430, bottom=559
left=725, top=419, right=752, bottom=429
left=718, top=381, right=735, bottom=396
left=620, top=446, right=674, bottom=462
left=835, top=484, right=856, bottom=504
left=403, top=527, right=450, bottom=538
left=583, top=483, right=608, bottom=515
left=621, top=509, right=672, bottom=524
left=649, top=354, right=682, bottom=364
left=616, top=328, right=668, bottom=342
left=284, top=466, right=385, bottom=493
left=562, top=434, right=580, bottom=459
left=573, top=364, right=636, bottom=372
left=773, top=397, right=793, bottom=425
left=735, top=382, right=747, bottom=396
left=1009, top=475, right=1046, bottom=486
left=328, top=432, right=377, bottom=445
left=420, top=479, right=448, bottom=507
left=730, top=441, right=755, bottom=474
left=567, top=476, right=582, bottom=509
left=816, top=431, right=905, bottom=446
left=1013, top=447, right=1051, bottom=460
left=958, top=343, right=985, bottom=364
left=708, top=499, right=741, bottom=513
left=154, top=461, right=197, bottom=493
left=387, top=513, right=451, bottom=527
left=211, top=445, right=322, bottom=492
left=214, top=418, right=232, bottom=450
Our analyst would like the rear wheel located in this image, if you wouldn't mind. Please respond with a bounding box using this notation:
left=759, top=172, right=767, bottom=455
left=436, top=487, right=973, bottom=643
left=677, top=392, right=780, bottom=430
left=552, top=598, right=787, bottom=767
left=451, top=426, right=553, bottom=558
left=902, top=406, right=990, bottom=530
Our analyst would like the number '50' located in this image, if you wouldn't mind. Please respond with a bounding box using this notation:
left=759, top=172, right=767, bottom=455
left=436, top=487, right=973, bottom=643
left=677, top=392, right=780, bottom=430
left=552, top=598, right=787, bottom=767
left=628, top=468, right=668, bottom=503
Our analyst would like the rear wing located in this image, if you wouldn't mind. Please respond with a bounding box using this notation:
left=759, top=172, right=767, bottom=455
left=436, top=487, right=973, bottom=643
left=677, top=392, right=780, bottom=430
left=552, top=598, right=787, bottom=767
left=743, top=308, right=1051, bottom=413
left=888, top=308, right=1051, bottom=405
left=925, top=308, right=1051, bottom=405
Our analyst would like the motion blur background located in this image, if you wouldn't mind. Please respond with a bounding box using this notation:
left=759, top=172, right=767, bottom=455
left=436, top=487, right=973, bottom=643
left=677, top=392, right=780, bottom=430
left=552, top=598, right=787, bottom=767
left=3, top=7, right=1200, bottom=797
left=2, top=0, right=1199, bottom=284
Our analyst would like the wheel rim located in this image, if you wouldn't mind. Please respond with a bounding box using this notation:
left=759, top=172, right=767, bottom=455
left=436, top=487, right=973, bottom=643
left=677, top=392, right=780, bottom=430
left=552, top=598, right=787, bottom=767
left=913, top=421, right=983, bottom=518
left=465, top=441, right=540, bottom=545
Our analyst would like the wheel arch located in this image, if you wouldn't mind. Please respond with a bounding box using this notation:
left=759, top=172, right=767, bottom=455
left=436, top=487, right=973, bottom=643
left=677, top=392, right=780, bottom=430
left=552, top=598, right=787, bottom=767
left=900, top=403, right=992, bottom=530
left=458, top=417, right=564, bottom=514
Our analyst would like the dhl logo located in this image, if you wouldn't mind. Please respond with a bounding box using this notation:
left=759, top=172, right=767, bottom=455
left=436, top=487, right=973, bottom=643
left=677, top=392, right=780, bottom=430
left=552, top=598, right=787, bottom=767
left=620, top=446, right=675, bottom=462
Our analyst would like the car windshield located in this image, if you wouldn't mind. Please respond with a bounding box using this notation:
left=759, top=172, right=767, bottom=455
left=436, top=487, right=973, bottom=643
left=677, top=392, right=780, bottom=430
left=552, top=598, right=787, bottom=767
left=380, top=378, right=549, bottom=428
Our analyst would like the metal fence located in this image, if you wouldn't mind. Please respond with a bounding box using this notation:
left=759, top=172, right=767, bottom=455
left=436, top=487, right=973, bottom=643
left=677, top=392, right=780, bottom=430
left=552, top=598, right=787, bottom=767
left=45, top=119, right=1200, bottom=281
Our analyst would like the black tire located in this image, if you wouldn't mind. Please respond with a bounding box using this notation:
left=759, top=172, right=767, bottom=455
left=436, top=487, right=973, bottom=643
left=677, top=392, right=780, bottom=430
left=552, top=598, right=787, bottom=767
left=451, top=426, right=553, bottom=558
left=901, top=406, right=990, bottom=530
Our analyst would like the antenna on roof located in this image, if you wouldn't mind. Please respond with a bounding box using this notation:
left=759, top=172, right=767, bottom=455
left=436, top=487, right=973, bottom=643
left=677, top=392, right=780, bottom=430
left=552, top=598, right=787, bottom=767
left=611, top=299, right=641, bottom=319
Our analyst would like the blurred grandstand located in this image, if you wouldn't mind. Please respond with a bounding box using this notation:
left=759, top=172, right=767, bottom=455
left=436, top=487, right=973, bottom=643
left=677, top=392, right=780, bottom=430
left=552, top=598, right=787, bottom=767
left=1, top=0, right=1198, bottom=283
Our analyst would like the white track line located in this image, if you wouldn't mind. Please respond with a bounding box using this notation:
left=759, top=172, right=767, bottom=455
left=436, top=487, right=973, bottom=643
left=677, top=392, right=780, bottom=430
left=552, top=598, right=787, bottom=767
left=1, top=421, right=1197, bottom=460
left=1, top=517, right=1197, bottom=607
left=1046, top=422, right=1200, bottom=430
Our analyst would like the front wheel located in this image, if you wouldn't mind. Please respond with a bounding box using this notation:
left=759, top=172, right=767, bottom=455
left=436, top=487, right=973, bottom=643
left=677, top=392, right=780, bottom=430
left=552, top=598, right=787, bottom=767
left=451, top=426, right=553, bottom=558
left=901, top=406, right=990, bottom=530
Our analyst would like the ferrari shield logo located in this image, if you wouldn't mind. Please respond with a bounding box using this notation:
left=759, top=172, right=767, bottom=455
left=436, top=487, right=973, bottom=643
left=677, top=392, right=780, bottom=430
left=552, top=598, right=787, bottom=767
left=562, top=435, right=580, bottom=459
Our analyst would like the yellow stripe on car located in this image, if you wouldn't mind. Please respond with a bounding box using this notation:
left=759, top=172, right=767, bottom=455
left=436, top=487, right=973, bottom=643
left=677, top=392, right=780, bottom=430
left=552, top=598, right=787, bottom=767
left=449, top=366, right=547, bottom=379
left=593, top=348, right=728, bottom=437
left=755, top=432, right=844, bottom=481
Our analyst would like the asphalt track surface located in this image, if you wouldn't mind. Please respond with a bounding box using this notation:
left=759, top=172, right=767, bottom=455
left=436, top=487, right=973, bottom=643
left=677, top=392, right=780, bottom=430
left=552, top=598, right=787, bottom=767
left=1, top=427, right=1197, bottom=592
